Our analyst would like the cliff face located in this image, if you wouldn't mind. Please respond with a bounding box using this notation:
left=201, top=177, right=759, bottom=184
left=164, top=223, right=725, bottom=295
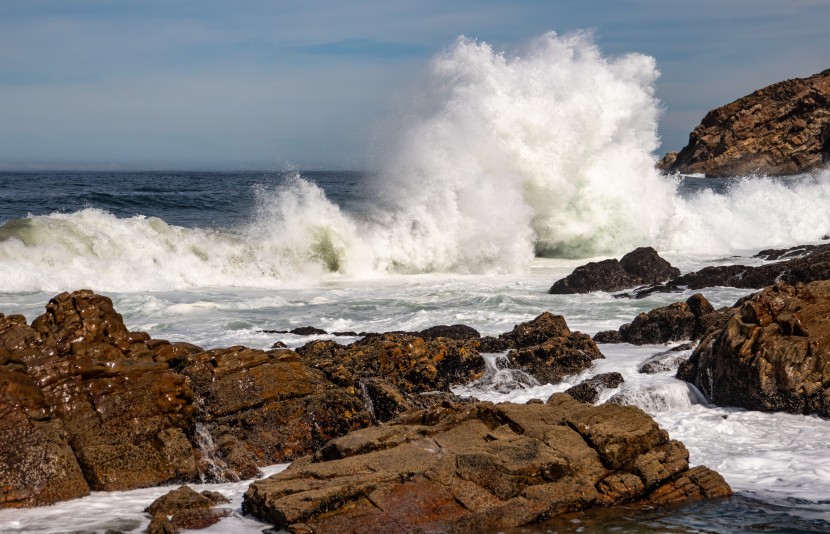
left=660, top=69, right=830, bottom=177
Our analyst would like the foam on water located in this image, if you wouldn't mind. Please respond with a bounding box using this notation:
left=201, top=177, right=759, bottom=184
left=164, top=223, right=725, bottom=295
left=2, top=32, right=830, bottom=292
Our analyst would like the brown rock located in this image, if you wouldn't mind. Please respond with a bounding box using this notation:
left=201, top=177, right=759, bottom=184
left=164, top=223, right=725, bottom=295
left=297, top=333, right=484, bottom=421
left=181, top=347, right=373, bottom=471
left=678, top=281, right=830, bottom=417
left=243, top=397, right=729, bottom=533
left=594, top=294, right=726, bottom=345
left=145, top=485, right=232, bottom=534
left=662, top=68, right=830, bottom=176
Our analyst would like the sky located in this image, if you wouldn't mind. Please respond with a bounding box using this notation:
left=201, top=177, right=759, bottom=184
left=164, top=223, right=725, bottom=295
left=1, top=1, right=828, bottom=170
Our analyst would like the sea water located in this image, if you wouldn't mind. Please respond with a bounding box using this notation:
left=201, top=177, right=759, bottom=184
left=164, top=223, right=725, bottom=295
left=2, top=31, right=830, bottom=533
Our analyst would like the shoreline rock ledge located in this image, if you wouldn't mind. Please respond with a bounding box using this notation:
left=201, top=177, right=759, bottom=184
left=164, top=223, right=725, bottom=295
left=659, top=68, right=830, bottom=177
left=243, top=396, right=731, bottom=533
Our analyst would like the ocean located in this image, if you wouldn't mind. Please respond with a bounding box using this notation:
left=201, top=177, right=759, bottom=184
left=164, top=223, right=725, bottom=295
left=2, top=32, right=830, bottom=533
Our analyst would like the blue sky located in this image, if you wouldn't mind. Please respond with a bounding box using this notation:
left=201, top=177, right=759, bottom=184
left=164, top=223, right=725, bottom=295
left=1, top=0, right=828, bottom=170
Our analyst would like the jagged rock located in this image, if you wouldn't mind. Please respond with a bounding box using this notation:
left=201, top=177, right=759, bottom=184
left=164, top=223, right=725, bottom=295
left=507, top=334, right=604, bottom=385
left=242, top=396, right=730, bottom=533
left=593, top=294, right=727, bottom=345
left=296, top=334, right=484, bottom=422
left=0, top=291, right=198, bottom=503
left=678, top=281, right=830, bottom=417
left=549, top=248, right=680, bottom=294
left=145, top=485, right=232, bottom=534
left=564, top=372, right=625, bottom=404
left=659, top=68, right=830, bottom=176
left=181, top=348, right=372, bottom=469
left=0, top=317, right=90, bottom=507
left=639, top=343, right=695, bottom=374
left=497, top=312, right=571, bottom=349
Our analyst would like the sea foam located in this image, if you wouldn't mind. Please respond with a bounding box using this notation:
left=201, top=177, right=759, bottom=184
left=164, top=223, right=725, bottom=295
left=2, top=32, right=830, bottom=292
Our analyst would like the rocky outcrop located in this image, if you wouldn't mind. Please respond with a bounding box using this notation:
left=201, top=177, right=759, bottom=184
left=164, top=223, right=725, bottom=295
left=243, top=396, right=731, bottom=533
left=549, top=248, right=680, bottom=294
left=145, top=485, right=231, bottom=534
left=180, top=346, right=372, bottom=475
left=0, top=291, right=198, bottom=507
left=678, top=281, right=830, bottom=417
left=634, top=243, right=830, bottom=298
left=297, top=334, right=484, bottom=422
left=0, top=291, right=374, bottom=508
left=593, top=294, right=727, bottom=345
left=660, top=68, right=830, bottom=176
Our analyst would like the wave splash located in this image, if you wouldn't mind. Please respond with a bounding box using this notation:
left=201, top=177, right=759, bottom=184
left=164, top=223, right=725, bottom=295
left=2, top=32, right=830, bottom=292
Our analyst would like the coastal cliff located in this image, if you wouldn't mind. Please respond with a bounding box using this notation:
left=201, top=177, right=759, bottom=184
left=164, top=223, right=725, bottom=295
left=660, top=68, right=830, bottom=176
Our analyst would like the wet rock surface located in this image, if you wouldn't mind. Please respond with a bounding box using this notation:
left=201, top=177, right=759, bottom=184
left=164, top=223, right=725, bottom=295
left=594, top=294, right=727, bottom=345
left=296, top=333, right=485, bottom=422
left=659, top=68, right=830, bottom=177
left=564, top=372, right=625, bottom=404
left=678, top=281, right=830, bottom=417
left=0, top=291, right=196, bottom=506
left=242, top=395, right=730, bottom=533
left=549, top=248, right=680, bottom=295
left=634, top=243, right=830, bottom=298
left=0, top=291, right=372, bottom=507
left=145, top=485, right=231, bottom=534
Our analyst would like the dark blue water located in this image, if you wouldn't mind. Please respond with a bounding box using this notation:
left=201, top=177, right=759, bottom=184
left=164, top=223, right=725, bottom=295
left=0, top=170, right=370, bottom=228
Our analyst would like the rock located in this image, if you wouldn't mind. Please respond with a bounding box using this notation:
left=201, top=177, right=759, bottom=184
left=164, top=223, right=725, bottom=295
left=619, top=248, right=682, bottom=285
left=242, top=396, right=730, bottom=533
left=497, top=311, right=572, bottom=349
left=296, top=334, right=484, bottom=421
left=289, top=326, right=328, bottom=336
left=564, top=372, right=625, bottom=403
left=635, top=244, right=830, bottom=297
left=549, top=259, right=641, bottom=294
left=145, top=485, right=232, bottom=534
left=0, top=320, right=90, bottom=506
left=592, top=330, right=622, bottom=344
left=678, top=281, right=830, bottom=417
left=180, top=347, right=372, bottom=470
left=660, top=68, right=830, bottom=176
left=594, top=294, right=728, bottom=345
left=1, top=291, right=199, bottom=499
left=639, top=343, right=695, bottom=374
left=507, top=333, right=604, bottom=385
left=417, top=324, right=481, bottom=340
left=549, top=248, right=680, bottom=294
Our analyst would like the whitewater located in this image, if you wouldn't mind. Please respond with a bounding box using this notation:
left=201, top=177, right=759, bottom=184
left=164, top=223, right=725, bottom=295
left=2, top=31, right=830, bottom=532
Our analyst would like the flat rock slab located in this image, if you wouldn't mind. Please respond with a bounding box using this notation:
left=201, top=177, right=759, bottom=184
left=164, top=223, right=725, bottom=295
left=243, top=396, right=730, bottom=533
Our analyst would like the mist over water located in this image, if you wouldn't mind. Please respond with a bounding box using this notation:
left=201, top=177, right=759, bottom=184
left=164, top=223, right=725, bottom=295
left=2, top=32, right=830, bottom=293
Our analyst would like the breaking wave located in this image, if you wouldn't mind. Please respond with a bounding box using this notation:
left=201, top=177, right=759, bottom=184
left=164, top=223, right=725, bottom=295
left=2, top=31, right=830, bottom=292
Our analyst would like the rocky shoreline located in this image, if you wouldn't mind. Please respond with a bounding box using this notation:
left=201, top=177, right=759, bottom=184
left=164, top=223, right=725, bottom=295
left=3, top=245, right=830, bottom=531
left=659, top=68, right=830, bottom=177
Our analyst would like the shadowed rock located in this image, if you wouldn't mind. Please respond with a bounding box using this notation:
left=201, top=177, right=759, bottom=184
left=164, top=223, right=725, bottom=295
left=634, top=243, right=830, bottom=298
left=550, top=248, right=680, bottom=294
left=593, top=294, right=729, bottom=345
left=242, top=396, right=730, bottom=533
